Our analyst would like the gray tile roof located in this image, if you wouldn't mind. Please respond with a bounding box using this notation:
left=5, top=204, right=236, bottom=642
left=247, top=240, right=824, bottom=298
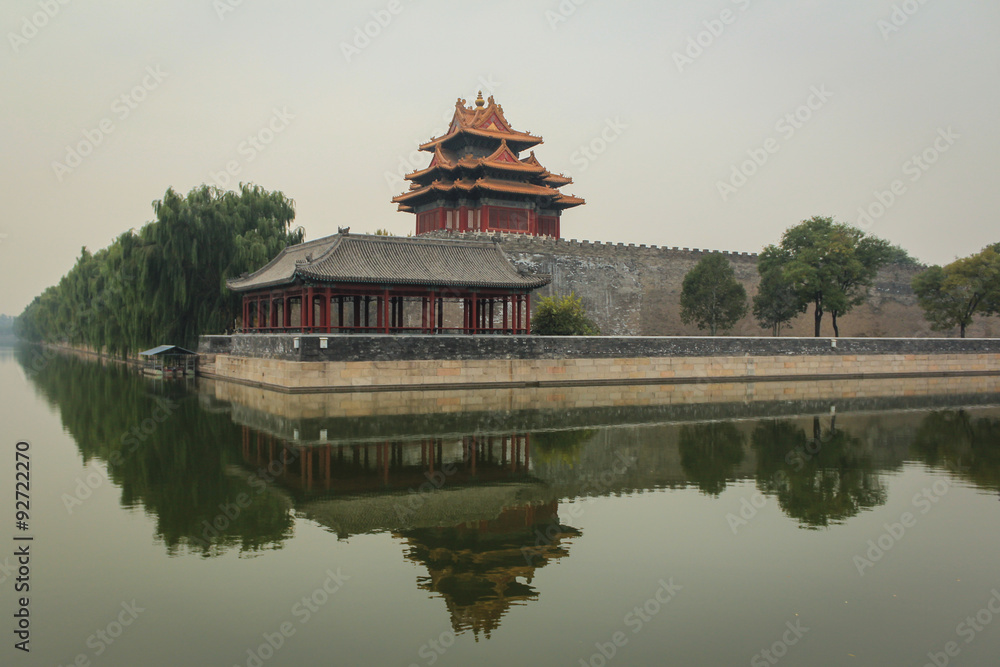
left=226, top=233, right=551, bottom=292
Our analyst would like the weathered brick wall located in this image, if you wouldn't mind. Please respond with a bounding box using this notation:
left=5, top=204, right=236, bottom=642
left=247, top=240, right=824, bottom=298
left=421, top=231, right=999, bottom=338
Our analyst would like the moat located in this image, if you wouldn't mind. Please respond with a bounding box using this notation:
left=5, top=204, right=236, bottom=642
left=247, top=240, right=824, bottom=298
left=5, top=345, right=1000, bottom=666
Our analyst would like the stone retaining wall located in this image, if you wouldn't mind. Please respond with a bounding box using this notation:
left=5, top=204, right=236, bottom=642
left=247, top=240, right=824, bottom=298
left=198, top=334, right=1000, bottom=393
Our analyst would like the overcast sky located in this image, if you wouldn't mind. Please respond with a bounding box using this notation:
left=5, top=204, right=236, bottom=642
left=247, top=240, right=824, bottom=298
left=2, top=0, right=998, bottom=315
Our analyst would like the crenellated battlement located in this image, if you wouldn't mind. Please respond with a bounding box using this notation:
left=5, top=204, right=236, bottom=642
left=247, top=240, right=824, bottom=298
left=418, top=230, right=760, bottom=262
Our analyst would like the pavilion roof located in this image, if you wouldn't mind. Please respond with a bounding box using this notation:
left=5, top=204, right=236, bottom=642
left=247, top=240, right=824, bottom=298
left=419, top=93, right=544, bottom=153
left=226, top=233, right=551, bottom=292
left=392, top=176, right=585, bottom=209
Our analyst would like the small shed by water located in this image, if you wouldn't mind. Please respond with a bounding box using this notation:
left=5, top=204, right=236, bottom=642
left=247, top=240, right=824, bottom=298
left=139, top=345, right=197, bottom=377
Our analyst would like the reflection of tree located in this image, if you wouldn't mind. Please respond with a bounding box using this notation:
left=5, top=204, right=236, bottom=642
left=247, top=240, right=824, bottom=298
left=396, top=501, right=580, bottom=638
left=751, top=417, right=886, bottom=529
left=17, top=348, right=292, bottom=556
left=678, top=422, right=745, bottom=496
left=529, top=429, right=596, bottom=467
left=913, top=410, right=1000, bottom=492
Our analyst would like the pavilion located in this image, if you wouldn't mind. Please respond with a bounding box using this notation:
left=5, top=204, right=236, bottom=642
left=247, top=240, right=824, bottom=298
left=226, top=232, right=550, bottom=335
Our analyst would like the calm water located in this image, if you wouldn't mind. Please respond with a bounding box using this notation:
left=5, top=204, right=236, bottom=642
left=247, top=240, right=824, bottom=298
left=3, top=346, right=1000, bottom=667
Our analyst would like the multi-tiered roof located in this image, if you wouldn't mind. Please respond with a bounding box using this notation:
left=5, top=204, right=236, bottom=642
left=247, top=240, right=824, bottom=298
left=392, top=93, right=583, bottom=238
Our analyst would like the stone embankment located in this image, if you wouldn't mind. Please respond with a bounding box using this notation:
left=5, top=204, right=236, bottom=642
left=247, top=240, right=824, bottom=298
left=198, top=334, right=1000, bottom=394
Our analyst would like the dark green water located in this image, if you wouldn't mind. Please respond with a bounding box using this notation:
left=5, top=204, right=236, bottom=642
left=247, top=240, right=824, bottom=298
left=3, top=346, right=1000, bottom=667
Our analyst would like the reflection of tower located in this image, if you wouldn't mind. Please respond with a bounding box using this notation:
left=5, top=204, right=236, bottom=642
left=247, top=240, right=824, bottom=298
left=396, top=500, right=580, bottom=638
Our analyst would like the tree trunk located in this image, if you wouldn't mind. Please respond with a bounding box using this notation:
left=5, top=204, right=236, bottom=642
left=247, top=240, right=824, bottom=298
left=831, top=311, right=840, bottom=338
left=813, top=299, right=823, bottom=337
left=960, top=323, right=966, bottom=338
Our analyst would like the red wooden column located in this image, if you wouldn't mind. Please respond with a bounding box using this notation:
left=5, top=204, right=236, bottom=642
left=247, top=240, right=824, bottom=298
left=525, top=294, right=531, bottom=334
left=471, top=292, right=479, bottom=334
left=382, top=289, right=390, bottom=333
left=242, top=296, right=249, bottom=331
left=502, top=296, right=509, bottom=333
left=282, top=291, right=290, bottom=329
left=321, top=288, right=331, bottom=332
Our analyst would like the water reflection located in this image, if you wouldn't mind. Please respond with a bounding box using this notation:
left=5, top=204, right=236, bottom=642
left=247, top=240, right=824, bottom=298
left=14, top=346, right=1000, bottom=640
left=15, top=347, right=293, bottom=556
left=398, top=502, right=579, bottom=638
left=751, top=416, right=886, bottom=528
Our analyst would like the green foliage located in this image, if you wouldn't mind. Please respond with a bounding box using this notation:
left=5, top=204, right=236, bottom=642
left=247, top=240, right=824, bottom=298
left=532, top=292, right=600, bottom=336
left=679, top=254, right=748, bottom=335
left=760, top=216, right=893, bottom=337
left=885, top=244, right=922, bottom=268
left=15, top=184, right=302, bottom=355
left=753, top=264, right=802, bottom=336
left=912, top=246, right=1000, bottom=338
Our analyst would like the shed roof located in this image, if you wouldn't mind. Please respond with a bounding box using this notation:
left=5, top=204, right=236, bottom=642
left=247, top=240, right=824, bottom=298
left=139, top=345, right=197, bottom=356
left=226, top=233, right=551, bottom=292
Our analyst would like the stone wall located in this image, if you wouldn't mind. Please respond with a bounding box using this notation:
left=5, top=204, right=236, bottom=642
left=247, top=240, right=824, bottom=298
left=421, top=231, right=1000, bottom=338
left=198, top=334, right=1000, bottom=393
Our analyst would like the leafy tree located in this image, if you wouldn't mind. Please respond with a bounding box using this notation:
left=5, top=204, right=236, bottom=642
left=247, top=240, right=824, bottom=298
left=761, top=216, right=892, bottom=337
left=532, top=292, right=600, bottom=336
left=679, top=254, right=748, bottom=335
left=15, top=184, right=303, bottom=355
left=885, top=244, right=922, bottom=268
left=912, top=246, right=1000, bottom=338
left=753, top=263, right=802, bottom=336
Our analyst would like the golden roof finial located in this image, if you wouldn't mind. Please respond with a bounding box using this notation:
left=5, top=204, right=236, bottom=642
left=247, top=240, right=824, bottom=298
left=475, top=91, right=485, bottom=108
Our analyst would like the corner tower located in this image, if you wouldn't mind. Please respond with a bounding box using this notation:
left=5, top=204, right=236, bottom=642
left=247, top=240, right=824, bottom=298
left=392, top=92, right=584, bottom=238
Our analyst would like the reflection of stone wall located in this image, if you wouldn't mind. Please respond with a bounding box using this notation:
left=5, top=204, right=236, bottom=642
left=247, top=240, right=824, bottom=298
left=202, top=375, right=1000, bottom=444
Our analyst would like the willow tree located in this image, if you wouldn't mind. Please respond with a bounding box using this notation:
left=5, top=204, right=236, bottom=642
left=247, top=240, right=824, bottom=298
left=16, top=184, right=303, bottom=355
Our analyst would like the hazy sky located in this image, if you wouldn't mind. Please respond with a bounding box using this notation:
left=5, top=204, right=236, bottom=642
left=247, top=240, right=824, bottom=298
left=2, top=0, right=998, bottom=315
